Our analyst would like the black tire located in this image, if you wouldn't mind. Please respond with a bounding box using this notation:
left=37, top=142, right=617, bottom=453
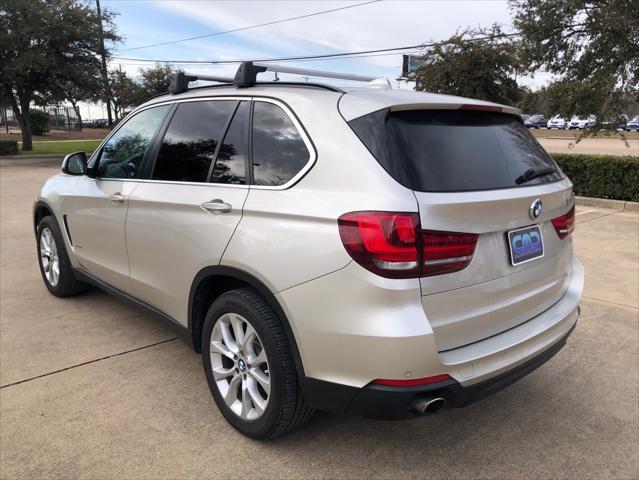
left=202, top=287, right=314, bottom=439
left=36, top=215, right=89, bottom=297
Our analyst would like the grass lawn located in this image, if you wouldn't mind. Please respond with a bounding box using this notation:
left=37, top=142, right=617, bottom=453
left=18, top=140, right=101, bottom=156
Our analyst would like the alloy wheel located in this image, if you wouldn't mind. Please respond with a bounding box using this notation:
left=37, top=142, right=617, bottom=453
left=209, top=313, right=271, bottom=420
left=40, top=227, right=59, bottom=287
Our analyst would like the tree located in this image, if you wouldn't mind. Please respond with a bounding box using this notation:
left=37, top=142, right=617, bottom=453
left=137, top=64, right=179, bottom=101
left=108, top=70, right=140, bottom=120
left=0, top=0, right=119, bottom=150
left=414, top=25, right=524, bottom=106
left=60, top=72, right=103, bottom=131
left=510, top=0, right=639, bottom=121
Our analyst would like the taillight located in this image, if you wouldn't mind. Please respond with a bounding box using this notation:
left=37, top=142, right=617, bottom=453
left=551, top=206, right=575, bottom=239
left=337, top=212, right=421, bottom=279
left=422, top=230, right=479, bottom=276
left=338, top=211, right=478, bottom=279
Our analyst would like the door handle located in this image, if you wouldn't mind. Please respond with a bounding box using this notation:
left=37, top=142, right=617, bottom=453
left=201, top=199, right=232, bottom=214
left=109, top=193, right=126, bottom=205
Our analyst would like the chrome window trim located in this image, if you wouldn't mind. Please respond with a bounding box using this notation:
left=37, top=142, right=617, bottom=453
left=94, top=177, right=248, bottom=189
left=90, top=95, right=316, bottom=191
left=249, top=98, right=316, bottom=191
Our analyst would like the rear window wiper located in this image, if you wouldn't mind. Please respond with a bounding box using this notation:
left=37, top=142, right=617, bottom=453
left=515, top=166, right=556, bottom=185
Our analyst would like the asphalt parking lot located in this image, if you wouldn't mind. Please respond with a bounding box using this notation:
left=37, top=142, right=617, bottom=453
left=1, top=158, right=638, bottom=479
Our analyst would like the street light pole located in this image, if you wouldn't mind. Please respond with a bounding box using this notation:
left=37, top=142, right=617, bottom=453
left=96, top=0, right=113, bottom=127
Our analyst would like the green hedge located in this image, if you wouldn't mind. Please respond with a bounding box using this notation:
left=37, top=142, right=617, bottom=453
left=0, top=140, right=19, bottom=156
left=551, top=153, right=639, bottom=202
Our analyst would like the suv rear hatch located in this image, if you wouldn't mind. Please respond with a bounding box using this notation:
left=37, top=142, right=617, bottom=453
left=347, top=106, right=576, bottom=351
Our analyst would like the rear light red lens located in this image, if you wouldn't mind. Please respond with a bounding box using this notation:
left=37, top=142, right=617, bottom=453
left=338, top=211, right=479, bottom=279
left=373, top=374, right=451, bottom=387
left=422, top=230, right=479, bottom=276
left=338, top=212, right=421, bottom=279
left=551, top=206, right=575, bottom=239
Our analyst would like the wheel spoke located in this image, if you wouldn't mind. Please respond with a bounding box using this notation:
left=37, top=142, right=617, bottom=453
left=210, top=339, right=234, bottom=361
left=224, top=373, right=242, bottom=405
left=249, top=367, right=270, bottom=395
left=219, top=320, right=239, bottom=354
left=246, top=377, right=266, bottom=414
left=229, top=314, right=245, bottom=350
left=249, top=348, right=267, bottom=367
left=212, top=364, right=236, bottom=381
left=240, top=378, right=253, bottom=418
left=41, top=231, right=50, bottom=251
left=241, top=323, right=257, bottom=352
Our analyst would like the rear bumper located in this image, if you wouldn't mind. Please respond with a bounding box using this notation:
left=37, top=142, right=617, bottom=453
left=303, top=318, right=577, bottom=419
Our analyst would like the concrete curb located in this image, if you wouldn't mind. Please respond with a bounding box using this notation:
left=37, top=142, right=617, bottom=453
left=576, top=195, right=639, bottom=213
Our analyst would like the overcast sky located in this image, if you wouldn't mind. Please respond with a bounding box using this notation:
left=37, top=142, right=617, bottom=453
left=84, top=0, right=550, bottom=118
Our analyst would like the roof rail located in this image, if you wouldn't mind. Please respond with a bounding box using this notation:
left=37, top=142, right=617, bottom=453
left=168, top=61, right=391, bottom=93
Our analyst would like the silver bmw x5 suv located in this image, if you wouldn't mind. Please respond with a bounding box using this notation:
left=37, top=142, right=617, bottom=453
left=34, top=62, right=582, bottom=439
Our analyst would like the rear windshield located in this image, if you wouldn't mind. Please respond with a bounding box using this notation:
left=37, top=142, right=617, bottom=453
left=349, top=109, right=564, bottom=192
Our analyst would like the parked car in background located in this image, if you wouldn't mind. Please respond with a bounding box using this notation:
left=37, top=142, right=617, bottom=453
left=521, top=114, right=531, bottom=122
left=626, top=115, right=639, bottom=131
left=547, top=116, right=567, bottom=129
left=601, top=115, right=627, bottom=131
left=87, top=119, right=108, bottom=128
left=568, top=116, right=596, bottom=130
left=524, top=115, right=547, bottom=129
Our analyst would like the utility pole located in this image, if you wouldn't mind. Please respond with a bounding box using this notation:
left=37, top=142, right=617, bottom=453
left=96, top=0, right=113, bottom=127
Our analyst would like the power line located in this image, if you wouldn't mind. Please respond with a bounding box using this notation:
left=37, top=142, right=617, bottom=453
left=114, top=43, right=423, bottom=64
left=112, top=32, right=521, bottom=65
left=114, top=50, right=427, bottom=67
left=116, top=0, right=382, bottom=53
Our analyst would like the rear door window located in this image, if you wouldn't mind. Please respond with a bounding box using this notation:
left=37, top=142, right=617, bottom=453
left=210, top=101, right=249, bottom=185
left=252, top=101, right=310, bottom=187
left=349, top=109, right=564, bottom=192
left=152, top=100, right=236, bottom=183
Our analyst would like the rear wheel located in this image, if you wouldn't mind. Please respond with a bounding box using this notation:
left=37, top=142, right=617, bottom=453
left=37, top=216, right=88, bottom=297
left=202, top=288, right=313, bottom=439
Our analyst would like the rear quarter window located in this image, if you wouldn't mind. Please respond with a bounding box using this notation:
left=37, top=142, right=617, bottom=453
left=349, top=109, right=564, bottom=192
left=252, top=101, right=310, bottom=187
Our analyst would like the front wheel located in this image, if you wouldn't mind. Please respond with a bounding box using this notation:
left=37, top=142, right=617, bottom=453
left=202, top=288, right=313, bottom=439
left=36, top=216, right=89, bottom=297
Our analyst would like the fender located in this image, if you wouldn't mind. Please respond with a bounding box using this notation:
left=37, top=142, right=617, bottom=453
left=33, top=199, right=56, bottom=234
left=188, top=265, right=306, bottom=379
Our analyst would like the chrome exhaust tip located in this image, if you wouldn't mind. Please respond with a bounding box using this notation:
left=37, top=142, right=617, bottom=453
left=410, top=396, right=446, bottom=415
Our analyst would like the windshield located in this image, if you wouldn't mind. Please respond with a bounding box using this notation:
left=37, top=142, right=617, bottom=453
left=349, top=109, right=564, bottom=192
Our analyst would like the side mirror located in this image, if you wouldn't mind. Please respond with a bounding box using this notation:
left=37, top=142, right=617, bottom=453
left=62, top=152, right=87, bottom=176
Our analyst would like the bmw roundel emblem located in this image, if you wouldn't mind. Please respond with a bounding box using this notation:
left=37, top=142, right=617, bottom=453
left=529, top=199, right=543, bottom=220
